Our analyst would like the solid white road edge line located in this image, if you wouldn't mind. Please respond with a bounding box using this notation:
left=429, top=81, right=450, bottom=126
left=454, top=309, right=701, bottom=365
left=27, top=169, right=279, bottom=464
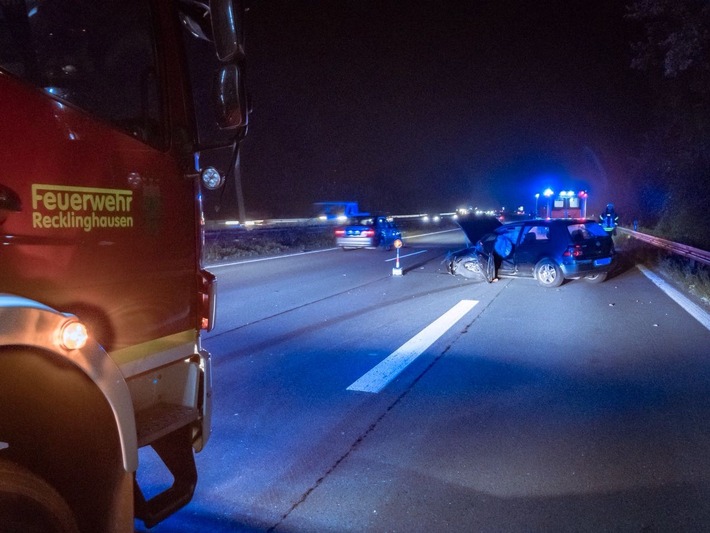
left=384, top=249, right=428, bottom=262
left=210, top=247, right=338, bottom=268
left=638, top=265, right=710, bottom=331
left=405, top=228, right=461, bottom=239
left=347, top=299, right=479, bottom=393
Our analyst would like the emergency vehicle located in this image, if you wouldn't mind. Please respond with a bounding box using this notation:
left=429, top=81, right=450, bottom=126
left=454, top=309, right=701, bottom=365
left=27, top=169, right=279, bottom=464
left=0, top=1, right=247, bottom=531
left=536, top=189, right=588, bottom=219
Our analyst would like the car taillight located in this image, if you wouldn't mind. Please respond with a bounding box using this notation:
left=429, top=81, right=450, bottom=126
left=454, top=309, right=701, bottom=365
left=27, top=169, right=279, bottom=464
left=362, top=229, right=375, bottom=237
left=335, top=229, right=345, bottom=236
left=563, top=244, right=583, bottom=258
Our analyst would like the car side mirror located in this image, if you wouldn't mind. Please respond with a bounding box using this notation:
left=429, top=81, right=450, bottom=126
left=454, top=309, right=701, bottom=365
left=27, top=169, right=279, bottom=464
left=211, top=0, right=242, bottom=62
left=214, top=64, right=247, bottom=130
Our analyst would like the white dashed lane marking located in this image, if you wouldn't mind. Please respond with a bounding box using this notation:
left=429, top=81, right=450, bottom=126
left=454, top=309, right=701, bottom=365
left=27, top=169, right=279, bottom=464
left=347, top=300, right=479, bottom=393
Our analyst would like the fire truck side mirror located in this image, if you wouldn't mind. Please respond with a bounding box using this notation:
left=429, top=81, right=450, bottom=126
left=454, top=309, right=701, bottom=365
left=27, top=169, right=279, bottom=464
left=211, top=0, right=243, bottom=62
left=214, top=65, right=247, bottom=131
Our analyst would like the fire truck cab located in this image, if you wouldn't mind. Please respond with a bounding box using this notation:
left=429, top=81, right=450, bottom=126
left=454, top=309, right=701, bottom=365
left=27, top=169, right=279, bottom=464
left=0, top=1, right=246, bottom=531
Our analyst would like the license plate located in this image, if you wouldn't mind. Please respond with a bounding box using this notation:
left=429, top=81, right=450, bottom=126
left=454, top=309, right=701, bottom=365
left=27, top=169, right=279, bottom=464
left=594, top=257, right=611, bottom=266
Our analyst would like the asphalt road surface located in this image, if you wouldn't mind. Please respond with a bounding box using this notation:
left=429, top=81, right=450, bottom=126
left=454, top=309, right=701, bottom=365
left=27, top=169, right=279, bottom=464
left=136, top=229, right=710, bottom=532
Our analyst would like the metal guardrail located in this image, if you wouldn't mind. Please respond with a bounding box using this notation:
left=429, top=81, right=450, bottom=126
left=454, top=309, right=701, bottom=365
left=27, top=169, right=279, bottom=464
left=618, top=227, right=710, bottom=267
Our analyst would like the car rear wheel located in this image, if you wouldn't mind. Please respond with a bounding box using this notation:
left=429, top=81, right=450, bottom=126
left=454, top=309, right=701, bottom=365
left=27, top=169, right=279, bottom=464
left=535, top=258, right=563, bottom=288
left=583, top=272, right=608, bottom=284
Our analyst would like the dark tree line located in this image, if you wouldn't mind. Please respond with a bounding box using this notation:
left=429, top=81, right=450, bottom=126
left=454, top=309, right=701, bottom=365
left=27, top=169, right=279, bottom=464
left=626, top=0, right=710, bottom=249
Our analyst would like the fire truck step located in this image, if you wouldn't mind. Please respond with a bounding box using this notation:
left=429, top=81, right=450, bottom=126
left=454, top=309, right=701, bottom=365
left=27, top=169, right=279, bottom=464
left=135, top=403, right=199, bottom=448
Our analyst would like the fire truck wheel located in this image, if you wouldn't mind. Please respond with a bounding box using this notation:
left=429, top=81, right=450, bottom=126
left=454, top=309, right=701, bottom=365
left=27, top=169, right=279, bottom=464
left=0, top=457, right=79, bottom=533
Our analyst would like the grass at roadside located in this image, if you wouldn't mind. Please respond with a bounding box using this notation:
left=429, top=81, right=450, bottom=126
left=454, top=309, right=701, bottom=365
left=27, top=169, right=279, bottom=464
left=616, top=233, right=710, bottom=309
left=204, top=226, right=336, bottom=262
left=203, top=218, right=459, bottom=263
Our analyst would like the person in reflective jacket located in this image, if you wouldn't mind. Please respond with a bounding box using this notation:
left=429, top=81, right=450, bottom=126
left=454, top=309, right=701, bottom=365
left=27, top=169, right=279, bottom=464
left=600, top=203, right=619, bottom=235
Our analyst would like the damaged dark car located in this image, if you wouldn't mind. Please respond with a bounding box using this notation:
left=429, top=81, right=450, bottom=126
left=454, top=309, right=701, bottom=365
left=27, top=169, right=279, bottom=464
left=448, top=217, right=616, bottom=288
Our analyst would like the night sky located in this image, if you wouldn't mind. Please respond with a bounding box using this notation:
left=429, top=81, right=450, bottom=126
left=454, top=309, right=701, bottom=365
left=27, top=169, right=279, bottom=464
left=239, top=0, right=648, bottom=218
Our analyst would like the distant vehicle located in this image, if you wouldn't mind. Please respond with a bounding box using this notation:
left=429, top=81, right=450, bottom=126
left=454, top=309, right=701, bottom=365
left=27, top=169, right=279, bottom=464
left=335, top=216, right=402, bottom=250
left=314, top=201, right=368, bottom=221
left=448, top=218, right=616, bottom=287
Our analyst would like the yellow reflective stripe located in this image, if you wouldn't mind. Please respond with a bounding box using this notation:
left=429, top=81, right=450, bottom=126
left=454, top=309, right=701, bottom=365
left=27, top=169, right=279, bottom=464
left=110, top=330, right=196, bottom=366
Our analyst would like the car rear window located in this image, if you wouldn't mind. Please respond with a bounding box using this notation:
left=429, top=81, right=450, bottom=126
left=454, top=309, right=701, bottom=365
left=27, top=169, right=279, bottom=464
left=567, top=222, right=607, bottom=241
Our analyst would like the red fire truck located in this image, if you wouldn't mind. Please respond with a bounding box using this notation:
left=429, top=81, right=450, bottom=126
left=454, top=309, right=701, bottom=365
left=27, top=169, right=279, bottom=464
left=0, top=1, right=247, bottom=531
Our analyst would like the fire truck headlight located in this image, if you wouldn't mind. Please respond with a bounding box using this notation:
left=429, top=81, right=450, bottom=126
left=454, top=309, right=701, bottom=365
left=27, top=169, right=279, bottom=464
left=201, top=167, right=224, bottom=190
left=59, top=320, right=88, bottom=351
